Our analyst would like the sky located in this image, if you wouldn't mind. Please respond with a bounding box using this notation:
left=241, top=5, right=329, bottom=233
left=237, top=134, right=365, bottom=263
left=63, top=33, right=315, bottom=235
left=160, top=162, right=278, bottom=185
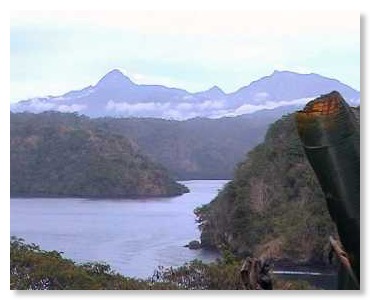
left=2, top=3, right=369, bottom=300
left=10, top=11, right=360, bottom=103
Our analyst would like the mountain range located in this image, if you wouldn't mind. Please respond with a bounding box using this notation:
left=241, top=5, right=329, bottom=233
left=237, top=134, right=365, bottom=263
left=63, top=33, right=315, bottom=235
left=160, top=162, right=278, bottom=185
left=11, top=69, right=360, bottom=119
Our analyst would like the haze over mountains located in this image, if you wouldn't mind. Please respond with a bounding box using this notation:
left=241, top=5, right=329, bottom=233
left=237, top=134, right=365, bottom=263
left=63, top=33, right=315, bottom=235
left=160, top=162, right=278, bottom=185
left=11, top=69, right=360, bottom=119
left=10, top=69, right=361, bottom=180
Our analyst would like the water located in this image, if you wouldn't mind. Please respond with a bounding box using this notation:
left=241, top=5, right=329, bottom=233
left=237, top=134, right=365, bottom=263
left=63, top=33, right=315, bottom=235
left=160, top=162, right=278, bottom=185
left=10, top=180, right=226, bottom=279
left=273, top=269, right=337, bottom=290
left=10, top=179, right=337, bottom=289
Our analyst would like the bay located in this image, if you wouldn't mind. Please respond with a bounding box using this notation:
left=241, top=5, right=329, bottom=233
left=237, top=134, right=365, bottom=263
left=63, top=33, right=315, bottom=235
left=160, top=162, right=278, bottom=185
left=10, top=180, right=226, bottom=279
left=10, top=179, right=337, bottom=289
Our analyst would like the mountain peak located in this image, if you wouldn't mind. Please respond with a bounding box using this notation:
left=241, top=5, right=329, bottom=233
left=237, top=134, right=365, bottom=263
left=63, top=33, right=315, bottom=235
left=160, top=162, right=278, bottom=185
left=12, top=68, right=359, bottom=118
left=192, top=85, right=225, bottom=98
left=96, top=69, right=133, bottom=88
left=208, top=85, right=224, bottom=94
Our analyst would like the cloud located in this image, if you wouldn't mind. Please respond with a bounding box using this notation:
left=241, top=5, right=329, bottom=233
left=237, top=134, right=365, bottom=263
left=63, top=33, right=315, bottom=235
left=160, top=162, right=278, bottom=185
left=176, top=103, right=193, bottom=111
left=106, top=101, right=171, bottom=114
left=11, top=99, right=55, bottom=112
left=104, top=97, right=310, bottom=120
left=56, top=104, right=86, bottom=112
left=198, top=100, right=225, bottom=111
left=12, top=92, right=322, bottom=120
left=105, top=100, right=228, bottom=119
left=224, top=97, right=313, bottom=117
left=11, top=98, right=86, bottom=113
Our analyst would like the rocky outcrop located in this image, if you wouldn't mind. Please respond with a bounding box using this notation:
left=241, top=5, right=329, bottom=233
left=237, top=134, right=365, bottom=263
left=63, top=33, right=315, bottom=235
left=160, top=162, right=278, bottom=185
left=185, top=240, right=202, bottom=250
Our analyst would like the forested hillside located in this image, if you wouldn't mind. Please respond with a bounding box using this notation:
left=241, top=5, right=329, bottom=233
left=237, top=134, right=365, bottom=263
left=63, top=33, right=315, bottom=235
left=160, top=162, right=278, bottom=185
left=197, top=107, right=359, bottom=264
left=94, top=112, right=276, bottom=179
left=10, top=112, right=188, bottom=198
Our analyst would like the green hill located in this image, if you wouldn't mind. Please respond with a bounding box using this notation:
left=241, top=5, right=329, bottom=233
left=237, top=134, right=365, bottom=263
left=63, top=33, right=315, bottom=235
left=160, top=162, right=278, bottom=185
left=93, top=113, right=276, bottom=180
left=197, top=107, right=360, bottom=264
left=10, top=112, right=188, bottom=198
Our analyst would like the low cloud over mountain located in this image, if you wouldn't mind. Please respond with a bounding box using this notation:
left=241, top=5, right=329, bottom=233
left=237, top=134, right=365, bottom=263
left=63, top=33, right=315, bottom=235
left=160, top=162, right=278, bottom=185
left=11, top=69, right=360, bottom=119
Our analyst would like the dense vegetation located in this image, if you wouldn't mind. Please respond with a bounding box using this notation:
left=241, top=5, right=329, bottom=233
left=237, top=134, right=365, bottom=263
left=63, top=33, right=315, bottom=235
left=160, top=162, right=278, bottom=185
left=10, top=237, right=314, bottom=290
left=94, top=110, right=282, bottom=179
left=10, top=112, right=188, bottom=198
left=10, top=237, right=161, bottom=290
left=197, top=108, right=360, bottom=264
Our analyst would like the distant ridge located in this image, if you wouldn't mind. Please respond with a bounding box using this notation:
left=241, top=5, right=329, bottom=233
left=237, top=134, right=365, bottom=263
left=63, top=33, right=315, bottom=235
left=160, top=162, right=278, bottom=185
left=11, top=69, right=360, bottom=119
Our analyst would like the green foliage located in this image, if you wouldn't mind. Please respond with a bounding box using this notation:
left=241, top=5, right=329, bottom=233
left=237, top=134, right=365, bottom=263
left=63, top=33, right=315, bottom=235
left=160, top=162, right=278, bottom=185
left=151, top=254, right=317, bottom=290
left=198, top=111, right=353, bottom=263
left=10, top=237, right=172, bottom=290
left=94, top=115, right=273, bottom=179
left=10, top=109, right=278, bottom=188
left=10, top=112, right=188, bottom=198
left=9, top=237, right=242, bottom=290
left=10, top=238, right=316, bottom=290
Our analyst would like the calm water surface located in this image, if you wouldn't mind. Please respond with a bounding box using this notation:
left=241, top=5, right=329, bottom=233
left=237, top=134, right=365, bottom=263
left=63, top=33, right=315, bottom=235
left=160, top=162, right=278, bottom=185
left=11, top=180, right=226, bottom=278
